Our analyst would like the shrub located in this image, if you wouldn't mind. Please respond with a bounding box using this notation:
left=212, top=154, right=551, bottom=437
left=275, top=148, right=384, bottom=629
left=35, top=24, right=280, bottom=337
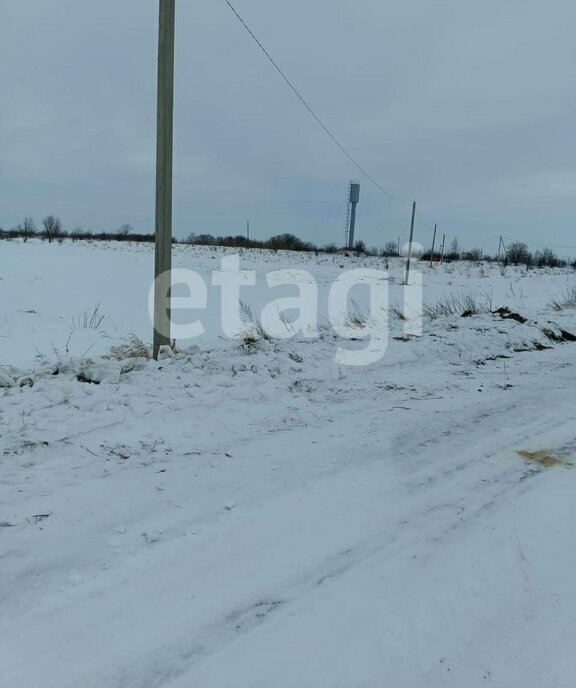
left=506, top=242, right=533, bottom=266
left=462, top=248, right=483, bottom=262
left=268, top=233, right=313, bottom=251
left=534, top=247, right=562, bottom=268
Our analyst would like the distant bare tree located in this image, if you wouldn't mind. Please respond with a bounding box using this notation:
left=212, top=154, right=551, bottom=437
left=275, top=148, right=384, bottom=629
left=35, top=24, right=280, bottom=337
left=383, top=240, right=399, bottom=257
left=444, top=237, right=461, bottom=261
left=118, top=223, right=132, bottom=237
left=506, top=241, right=532, bottom=266
left=534, top=247, right=561, bottom=268
left=42, top=215, right=63, bottom=243
left=21, top=217, right=36, bottom=242
left=462, top=247, right=483, bottom=262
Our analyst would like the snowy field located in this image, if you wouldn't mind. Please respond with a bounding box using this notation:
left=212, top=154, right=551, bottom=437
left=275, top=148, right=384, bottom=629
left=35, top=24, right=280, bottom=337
left=2, top=239, right=576, bottom=687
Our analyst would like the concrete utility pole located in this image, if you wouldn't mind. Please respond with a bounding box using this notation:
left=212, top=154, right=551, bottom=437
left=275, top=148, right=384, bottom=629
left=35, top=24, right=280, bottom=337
left=246, top=220, right=250, bottom=247
left=440, top=233, right=446, bottom=263
left=404, top=201, right=416, bottom=285
left=153, top=0, right=176, bottom=359
left=429, top=224, right=437, bottom=268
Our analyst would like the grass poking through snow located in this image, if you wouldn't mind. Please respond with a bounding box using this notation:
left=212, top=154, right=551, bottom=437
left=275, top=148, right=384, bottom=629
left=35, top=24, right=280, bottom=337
left=108, top=334, right=151, bottom=360
left=549, top=282, right=576, bottom=311
left=72, top=303, right=106, bottom=330
left=516, top=449, right=573, bottom=468
left=423, top=292, right=488, bottom=320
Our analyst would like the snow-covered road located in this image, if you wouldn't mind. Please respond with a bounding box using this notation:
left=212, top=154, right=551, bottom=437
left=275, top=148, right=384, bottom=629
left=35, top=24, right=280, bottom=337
left=2, top=316, right=576, bottom=687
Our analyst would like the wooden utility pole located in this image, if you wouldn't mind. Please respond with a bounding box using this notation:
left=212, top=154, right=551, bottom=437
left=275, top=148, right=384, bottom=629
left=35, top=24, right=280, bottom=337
left=429, top=224, right=437, bottom=268
left=404, top=201, right=416, bottom=285
left=153, top=0, right=176, bottom=359
left=440, top=233, right=446, bottom=263
left=500, top=236, right=509, bottom=265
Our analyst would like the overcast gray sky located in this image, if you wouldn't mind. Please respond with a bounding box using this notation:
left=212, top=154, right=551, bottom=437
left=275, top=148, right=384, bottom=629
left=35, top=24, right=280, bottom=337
left=1, top=0, right=575, bottom=253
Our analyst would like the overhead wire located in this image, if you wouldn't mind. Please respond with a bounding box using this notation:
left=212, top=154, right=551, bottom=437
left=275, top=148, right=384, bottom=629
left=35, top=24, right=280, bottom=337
left=460, top=236, right=501, bottom=247
left=222, top=0, right=422, bottom=216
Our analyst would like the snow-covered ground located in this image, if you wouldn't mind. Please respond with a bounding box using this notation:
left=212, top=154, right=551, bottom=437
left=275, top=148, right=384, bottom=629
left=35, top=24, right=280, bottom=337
left=2, top=239, right=576, bottom=687
left=2, top=239, right=575, bottom=367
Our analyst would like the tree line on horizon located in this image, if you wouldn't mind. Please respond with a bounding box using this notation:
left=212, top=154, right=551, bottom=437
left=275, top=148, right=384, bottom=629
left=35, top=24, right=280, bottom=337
left=1, top=216, right=573, bottom=269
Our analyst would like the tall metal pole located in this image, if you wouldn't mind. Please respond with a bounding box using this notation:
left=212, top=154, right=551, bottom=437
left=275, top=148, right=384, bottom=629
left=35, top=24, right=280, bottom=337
left=404, top=201, right=416, bottom=285
left=153, top=0, right=176, bottom=359
left=429, top=224, right=437, bottom=268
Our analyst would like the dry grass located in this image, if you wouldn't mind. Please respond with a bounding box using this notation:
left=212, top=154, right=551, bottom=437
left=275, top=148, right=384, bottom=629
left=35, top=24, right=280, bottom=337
left=109, top=334, right=151, bottom=360
left=423, top=291, right=487, bottom=320
left=345, top=301, right=369, bottom=329
left=239, top=301, right=271, bottom=341
left=549, top=282, right=576, bottom=311
left=72, top=302, right=106, bottom=330
left=516, top=449, right=572, bottom=468
left=389, top=302, right=407, bottom=321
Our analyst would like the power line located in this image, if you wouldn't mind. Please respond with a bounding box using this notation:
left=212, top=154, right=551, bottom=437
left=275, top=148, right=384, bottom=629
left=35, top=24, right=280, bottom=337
left=460, top=236, right=501, bottom=247
left=222, top=0, right=410, bottom=208
left=415, top=212, right=436, bottom=234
